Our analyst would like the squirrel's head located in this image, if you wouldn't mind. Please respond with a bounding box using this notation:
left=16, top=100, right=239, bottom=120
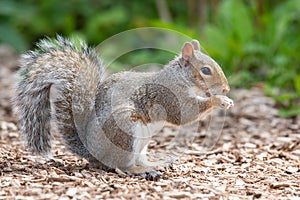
left=180, top=40, right=230, bottom=97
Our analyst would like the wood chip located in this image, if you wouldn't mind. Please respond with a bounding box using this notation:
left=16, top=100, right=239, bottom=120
left=1, top=80, right=300, bottom=199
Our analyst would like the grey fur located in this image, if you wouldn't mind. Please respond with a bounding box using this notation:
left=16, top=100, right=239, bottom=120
left=15, top=36, right=102, bottom=160
left=14, top=37, right=233, bottom=179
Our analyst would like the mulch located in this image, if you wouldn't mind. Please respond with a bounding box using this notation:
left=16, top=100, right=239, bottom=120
left=0, top=45, right=299, bottom=199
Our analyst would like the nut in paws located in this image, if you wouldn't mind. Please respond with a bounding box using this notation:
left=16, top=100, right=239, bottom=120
left=219, top=95, right=234, bottom=109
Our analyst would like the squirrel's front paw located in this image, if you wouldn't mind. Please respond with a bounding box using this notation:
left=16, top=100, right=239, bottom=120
left=213, top=95, right=234, bottom=109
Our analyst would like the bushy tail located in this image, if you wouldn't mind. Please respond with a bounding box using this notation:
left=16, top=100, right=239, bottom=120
left=14, top=36, right=103, bottom=155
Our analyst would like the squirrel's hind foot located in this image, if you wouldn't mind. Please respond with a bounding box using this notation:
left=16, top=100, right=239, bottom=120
left=124, top=166, right=162, bottom=181
left=88, top=160, right=162, bottom=180
left=141, top=170, right=162, bottom=181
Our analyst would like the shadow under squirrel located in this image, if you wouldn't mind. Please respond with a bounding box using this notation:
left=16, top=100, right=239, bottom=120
left=14, top=36, right=233, bottom=180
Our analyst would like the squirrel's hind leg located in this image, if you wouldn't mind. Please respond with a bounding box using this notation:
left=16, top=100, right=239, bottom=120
left=52, top=99, right=102, bottom=168
left=59, top=128, right=114, bottom=172
left=59, top=126, right=104, bottom=164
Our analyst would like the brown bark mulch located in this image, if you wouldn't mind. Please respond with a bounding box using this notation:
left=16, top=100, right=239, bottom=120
left=0, top=45, right=299, bottom=199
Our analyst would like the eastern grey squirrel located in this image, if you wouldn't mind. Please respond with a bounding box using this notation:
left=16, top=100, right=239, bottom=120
left=14, top=36, right=233, bottom=180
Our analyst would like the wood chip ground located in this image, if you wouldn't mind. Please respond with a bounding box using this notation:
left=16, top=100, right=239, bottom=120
left=0, top=46, right=299, bottom=199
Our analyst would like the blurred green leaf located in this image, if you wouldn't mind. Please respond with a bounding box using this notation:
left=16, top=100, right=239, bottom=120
left=275, top=93, right=298, bottom=102
left=0, top=0, right=18, bottom=15
left=218, top=0, right=254, bottom=44
left=294, top=75, right=300, bottom=96
left=279, top=107, right=300, bottom=117
left=0, top=21, right=27, bottom=51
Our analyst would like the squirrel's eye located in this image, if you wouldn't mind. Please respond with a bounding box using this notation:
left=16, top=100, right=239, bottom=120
left=201, top=67, right=212, bottom=75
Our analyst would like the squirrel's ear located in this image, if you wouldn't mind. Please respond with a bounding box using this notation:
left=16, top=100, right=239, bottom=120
left=191, top=40, right=200, bottom=51
left=182, top=42, right=194, bottom=61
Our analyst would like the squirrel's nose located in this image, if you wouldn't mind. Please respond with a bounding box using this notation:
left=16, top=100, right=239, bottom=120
left=223, top=86, right=230, bottom=94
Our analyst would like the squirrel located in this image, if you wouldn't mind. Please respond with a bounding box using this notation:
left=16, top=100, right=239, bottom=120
left=14, top=36, right=233, bottom=180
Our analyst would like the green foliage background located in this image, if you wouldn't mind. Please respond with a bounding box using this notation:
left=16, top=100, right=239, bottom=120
left=0, top=0, right=299, bottom=116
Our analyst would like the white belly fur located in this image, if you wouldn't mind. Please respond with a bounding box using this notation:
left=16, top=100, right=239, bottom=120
left=131, top=121, right=164, bottom=165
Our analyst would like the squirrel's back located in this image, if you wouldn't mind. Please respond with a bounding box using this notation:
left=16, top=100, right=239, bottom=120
left=14, top=36, right=103, bottom=156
